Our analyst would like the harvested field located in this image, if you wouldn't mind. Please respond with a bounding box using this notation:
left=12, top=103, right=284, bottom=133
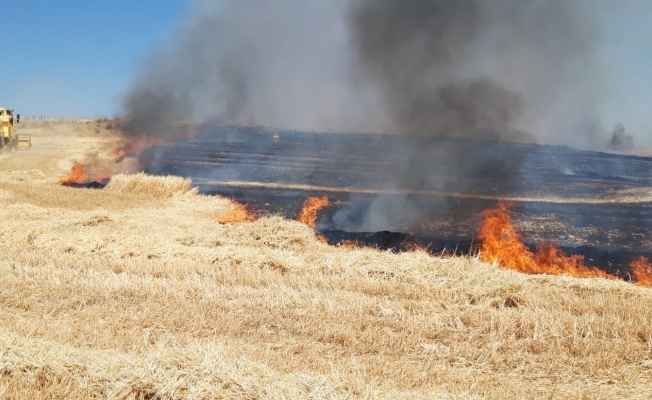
left=0, top=121, right=652, bottom=399
left=144, top=125, right=652, bottom=253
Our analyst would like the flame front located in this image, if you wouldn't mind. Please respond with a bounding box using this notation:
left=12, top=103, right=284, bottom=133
left=297, top=195, right=330, bottom=229
left=216, top=196, right=257, bottom=224
left=630, top=256, right=652, bottom=286
left=478, top=203, right=613, bottom=279
left=57, top=163, right=86, bottom=185
left=58, top=163, right=113, bottom=185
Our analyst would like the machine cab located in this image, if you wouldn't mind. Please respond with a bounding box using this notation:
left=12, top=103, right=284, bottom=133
left=0, top=108, right=14, bottom=125
left=0, top=107, right=28, bottom=149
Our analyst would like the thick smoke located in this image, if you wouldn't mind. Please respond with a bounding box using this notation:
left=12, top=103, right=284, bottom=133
left=124, top=0, right=605, bottom=145
left=121, top=0, right=615, bottom=233
left=332, top=0, right=607, bottom=231
left=123, top=1, right=363, bottom=139
left=346, top=0, right=604, bottom=146
left=347, top=1, right=520, bottom=140
left=607, top=124, right=635, bottom=151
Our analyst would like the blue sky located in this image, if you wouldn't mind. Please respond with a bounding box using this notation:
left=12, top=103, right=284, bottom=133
left=598, top=1, right=652, bottom=144
left=2, top=1, right=652, bottom=145
left=2, top=0, right=186, bottom=118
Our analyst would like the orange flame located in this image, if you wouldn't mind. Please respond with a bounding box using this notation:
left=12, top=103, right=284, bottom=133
left=58, top=163, right=113, bottom=185
left=628, top=149, right=652, bottom=157
left=216, top=196, right=257, bottom=224
left=57, top=163, right=86, bottom=185
left=478, top=203, right=613, bottom=279
left=630, top=256, right=652, bottom=287
left=402, top=233, right=431, bottom=253
left=316, top=234, right=329, bottom=244
left=297, top=195, right=330, bottom=229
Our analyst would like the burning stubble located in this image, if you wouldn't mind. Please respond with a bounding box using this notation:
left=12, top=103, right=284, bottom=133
left=297, top=196, right=330, bottom=229
left=477, top=202, right=652, bottom=286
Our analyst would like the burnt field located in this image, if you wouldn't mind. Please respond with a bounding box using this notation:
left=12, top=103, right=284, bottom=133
left=139, top=125, right=652, bottom=273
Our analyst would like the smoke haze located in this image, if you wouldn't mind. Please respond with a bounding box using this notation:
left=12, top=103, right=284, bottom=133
left=347, top=0, right=607, bottom=147
left=123, top=1, right=363, bottom=138
left=121, top=0, right=624, bottom=232
left=123, top=0, right=608, bottom=147
left=607, top=123, right=635, bottom=151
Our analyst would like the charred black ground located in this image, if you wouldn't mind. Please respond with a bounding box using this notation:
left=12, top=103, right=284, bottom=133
left=61, top=179, right=110, bottom=189
left=132, top=124, right=652, bottom=275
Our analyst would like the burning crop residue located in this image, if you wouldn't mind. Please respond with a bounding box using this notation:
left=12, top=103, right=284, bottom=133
left=477, top=203, right=610, bottom=279
left=297, top=196, right=330, bottom=229
left=477, top=203, right=612, bottom=279
left=60, top=137, right=148, bottom=189
left=216, top=196, right=257, bottom=224
left=57, top=163, right=86, bottom=185
left=478, top=203, right=652, bottom=286
left=58, top=163, right=112, bottom=188
left=338, top=240, right=359, bottom=250
left=630, top=256, right=652, bottom=287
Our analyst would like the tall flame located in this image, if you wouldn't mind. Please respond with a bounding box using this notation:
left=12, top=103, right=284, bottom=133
left=478, top=203, right=613, bottom=279
left=216, top=196, right=257, bottom=224
left=630, top=256, right=652, bottom=287
left=297, top=195, right=330, bottom=229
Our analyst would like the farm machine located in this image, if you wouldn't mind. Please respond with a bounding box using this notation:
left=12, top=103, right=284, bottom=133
left=0, top=108, right=31, bottom=152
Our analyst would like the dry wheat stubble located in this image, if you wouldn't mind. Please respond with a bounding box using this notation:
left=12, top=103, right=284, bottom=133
left=0, top=123, right=651, bottom=399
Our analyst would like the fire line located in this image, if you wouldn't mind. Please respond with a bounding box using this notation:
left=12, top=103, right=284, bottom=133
left=477, top=203, right=652, bottom=286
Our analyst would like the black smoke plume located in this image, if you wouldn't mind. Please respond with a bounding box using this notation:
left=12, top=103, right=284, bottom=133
left=607, top=124, right=635, bottom=152
left=346, top=0, right=603, bottom=145
left=123, top=1, right=604, bottom=145
left=121, top=0, right=612, bottom=233
left=333, top=0, right=605, bottom=230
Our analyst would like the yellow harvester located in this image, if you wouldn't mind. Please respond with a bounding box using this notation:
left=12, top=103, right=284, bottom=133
left=0, top=108, right=31, bottom=152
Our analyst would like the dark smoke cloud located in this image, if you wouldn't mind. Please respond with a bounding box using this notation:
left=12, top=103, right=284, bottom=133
left=121, top=0, right=616, bottom=233
left=330, top=0, right=607, bottom=231
left=346, top=0, right=604, bottom=146
left=347, top=0, right=520, bottom=140
left=123, top=0, right=606, bottom=146
left=607, top=123, right=635, bottom=151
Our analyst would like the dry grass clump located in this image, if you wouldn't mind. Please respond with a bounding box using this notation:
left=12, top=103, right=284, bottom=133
left=2, top=186, right=652, bottom=399
left=1, top=128, right=652, bottom=399
left=0, top=329, right=437, bottom=399
left=105, top=173, right=194, bottom=199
